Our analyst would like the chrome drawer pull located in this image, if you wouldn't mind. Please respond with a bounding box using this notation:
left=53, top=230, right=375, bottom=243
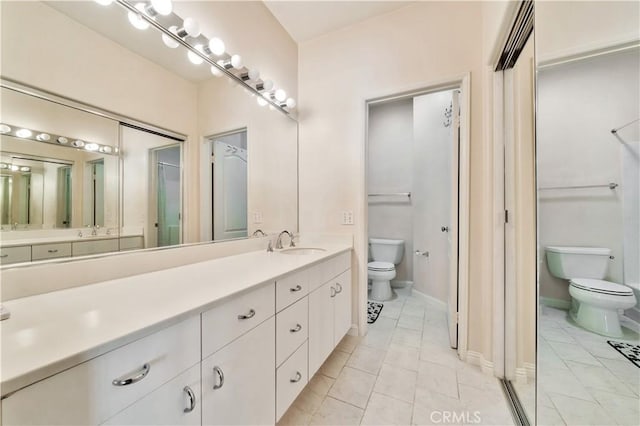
left=290, top=285, right=302, bottom=292
left=290, top=323, right=302, bottom=333
left=213, top=366, right=224, bottom=390
left=237, top=309, right=256, bottom=320
left=330, top=287, right=336, bottom=298
left=0, top=254, right=8, bottom=258
left=290, top=371, right=302, bottom=383
left=183, top=386, right=196, bottom=413
left=47, top=249, right=58, bottom=253
left=335, top=283, right=343, bottom=294
left=112, top=363, right=150, bottom=386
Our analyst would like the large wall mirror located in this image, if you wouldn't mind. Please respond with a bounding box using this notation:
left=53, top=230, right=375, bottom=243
left=0, top=0, right=298, bottom=267
left=535, top=2, right=639, bottom=425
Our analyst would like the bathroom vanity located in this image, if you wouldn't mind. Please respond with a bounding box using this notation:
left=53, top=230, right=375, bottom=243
left=0, top=244, right=352, bottom=425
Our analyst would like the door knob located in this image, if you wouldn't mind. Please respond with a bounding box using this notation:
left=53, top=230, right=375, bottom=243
left=414, top=250, right=429, bottom=257
left=441, top=226, right=449, bottom=233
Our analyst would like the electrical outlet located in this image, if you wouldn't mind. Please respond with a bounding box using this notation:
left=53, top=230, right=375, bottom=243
left=342, top=211, right=354, bottom=225
left=253, top=212, right=263, bottom=224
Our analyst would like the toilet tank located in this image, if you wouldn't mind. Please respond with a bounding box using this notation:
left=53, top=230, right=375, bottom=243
left=545, top=246, right=611, bottom=279
left=369, top=238, right=404, bottom=264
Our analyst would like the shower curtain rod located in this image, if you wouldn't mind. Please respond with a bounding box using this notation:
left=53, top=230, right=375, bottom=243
left=158, top=162, right=180, bottom=168
left=611, top=118, right=640, bottom=134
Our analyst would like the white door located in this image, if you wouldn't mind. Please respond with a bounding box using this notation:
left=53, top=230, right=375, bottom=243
left=308, top=281, right=335, bottom=376
left=412, top=90, right=458, bottom=348
left=333, top=270, right=352, bottom=346
left=447, top=91, right=460, bottom=349
left=213, top=140, right=247, bottom=240
left=201, top=318, right=275, bottom=425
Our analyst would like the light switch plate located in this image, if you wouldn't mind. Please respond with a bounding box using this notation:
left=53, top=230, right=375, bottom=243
left=341, top=211, right=354, bottom=225
left=253, top=212, right=263, bottom=224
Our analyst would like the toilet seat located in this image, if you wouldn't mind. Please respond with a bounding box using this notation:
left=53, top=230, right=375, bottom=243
left=368, top=261, right=395, bottom=272
left=569, top=278, right=634, bottom=296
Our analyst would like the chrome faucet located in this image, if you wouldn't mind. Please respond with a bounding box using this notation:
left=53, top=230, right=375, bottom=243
left=91, top=225, right=100, bottom=236
left=11, top=222, right=18, bottom=231
left=252, top=229, right=267, bottom=237
left=275, top=230, right=295, bottom=249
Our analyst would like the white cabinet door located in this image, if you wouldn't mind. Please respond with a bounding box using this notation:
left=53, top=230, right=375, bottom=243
left=201, top=317, right=275, bottom=425
left=103, top=364, right=200, bottom=426
left=308, top=281, right=335, bottom=377
left=333, top=270, right=352, bottom=346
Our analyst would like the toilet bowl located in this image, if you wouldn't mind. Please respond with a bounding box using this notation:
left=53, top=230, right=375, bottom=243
left=368, top=238, right=404, bottom=301
left=546, top=246, right=637, bottom=337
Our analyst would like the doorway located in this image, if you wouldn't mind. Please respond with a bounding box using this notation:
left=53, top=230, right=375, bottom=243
left=364, top=76, right=470, bottom=356
left=149, top=144, right=182, bottom=248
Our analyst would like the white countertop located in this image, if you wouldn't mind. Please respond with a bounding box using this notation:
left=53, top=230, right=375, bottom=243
left=0, top=243, right=351, bottom=397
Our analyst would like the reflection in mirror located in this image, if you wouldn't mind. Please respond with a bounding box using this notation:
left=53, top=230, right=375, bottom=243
left=536, top=2, right=640, bottom=425
left=209, top=129, right=248, bottom=241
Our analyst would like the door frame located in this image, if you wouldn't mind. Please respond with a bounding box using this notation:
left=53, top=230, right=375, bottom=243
left=361, top=73, right=471, bottom=358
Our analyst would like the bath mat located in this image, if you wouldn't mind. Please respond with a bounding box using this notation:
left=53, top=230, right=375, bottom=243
left=367, top=301, right=384, bottom=324
left=607, top=340, right=640, bottom=368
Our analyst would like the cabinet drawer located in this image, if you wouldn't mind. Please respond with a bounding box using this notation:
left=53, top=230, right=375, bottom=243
left=0, top=245, right=31, bottom=265
left=202, top=318, right=276, bottom=426
left=72, top=238, right=119, bottom=257
left=119, top=236, right=144, bottom=251
left=276, top=341, right=308, bottom=421
left=276, top=296, right=308, bottom=367
left=202, top=282, right=275, bottom=358
left=103, top=364, right=201, bottom=426
left=31, top=242, right=72, bottom=261
left=276, top=268, right=308, bottom=312
left=1, top=316, right=200, bottom=425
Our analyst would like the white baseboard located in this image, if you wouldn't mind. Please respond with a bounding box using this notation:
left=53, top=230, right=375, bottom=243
left=540, top=296, right=571, bottom=310
left=463, top=350, right=495, bottom=376
left=411, top=288, right=447, bottom=312
left=515, top=362, right=536, bottom=384
left=392, top=280, right=413, bottom=289
left=348, top=324, right=360, bottom=337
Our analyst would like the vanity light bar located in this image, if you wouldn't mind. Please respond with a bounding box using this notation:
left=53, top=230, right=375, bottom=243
left=108, top=0, right=296, bottom=114
left=0, top=123, right=119, bottom=156
left=0, top=163, right=31, bottom=172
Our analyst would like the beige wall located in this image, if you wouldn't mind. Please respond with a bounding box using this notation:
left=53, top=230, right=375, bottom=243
left=298, top=1, right=496, bottom=358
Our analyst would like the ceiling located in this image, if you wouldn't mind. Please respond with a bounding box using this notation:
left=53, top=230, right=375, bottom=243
left=264, top=1, right=412, bottom=43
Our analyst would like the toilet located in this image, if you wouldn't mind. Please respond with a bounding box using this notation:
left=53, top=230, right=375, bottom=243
left=368, top=238, right=404, bottom=301
left=545, top=246, right=637, bottom=337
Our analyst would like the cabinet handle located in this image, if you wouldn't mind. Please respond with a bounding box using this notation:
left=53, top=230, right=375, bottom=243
left=335, top=283, right=343, bottom=294
left=0, top=254, right=8, bottom=258
left=237, top=309, right=256, bottom=320
left=213, top=366, right=224, bottom=389
left=112, top=363, right=150, bottom=386
left=290, top=323, right=302, bottom=333
left=330, top=287, right=336, bottom=298
left=47, top=249, right=58, bottom=253
left=290, top=285, right=302, bottom=292
left=183, top=386, right=196, bottom=413
left=290, top=371, right=302, bottom=383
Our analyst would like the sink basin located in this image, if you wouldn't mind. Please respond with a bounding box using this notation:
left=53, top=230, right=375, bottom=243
left=279, top=247, right=327, bottom=255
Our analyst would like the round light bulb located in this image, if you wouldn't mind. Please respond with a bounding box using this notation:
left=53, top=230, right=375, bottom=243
left=101, top=146, right=113, bottom=154
left=208, top=38, right=225, bottom=56
left=85, top=143, right=100, bottom=151
left=20, top=166, right=30, bottom=172
left=128, top=3, right=150, bottom=30
left=286, top=98, right=296, bottom=109
left=230, top=54, right=242, bottom=69
left=187, top=44, right=204, bottom=65
left=162, top=26, right=179, bottom=48
left=262, top=79, right=273, bottom=91
left=36, top=133, right=51, bottom=141
left=0, top=124, right=11, bottom=134
left=94, top=0, right=113, bottom=5
left=257, top=97, right=268, bottom=107
left=150, top=0, right=172, bottom=16
left=248, top=68, right=260, bottom=81
left=275, top=89, right=287, bottom=102
left=10, top=165, right=19, bottom=171
left=73, top=140, right=85, bottom=148
left=16, top=128, right=32, bottom=138
left=0, top=163, right=7, bottom=169
left=57, top=136, right=69, bottom=144
left=183, top=17, right=200, bottom=37
left=210, top=65, right=223, bottom=77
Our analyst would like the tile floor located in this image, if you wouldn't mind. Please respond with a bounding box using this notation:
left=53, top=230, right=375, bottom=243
left=537, top=305, right=640, bottom=426
left=278, top=287, right=514, bottom=425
